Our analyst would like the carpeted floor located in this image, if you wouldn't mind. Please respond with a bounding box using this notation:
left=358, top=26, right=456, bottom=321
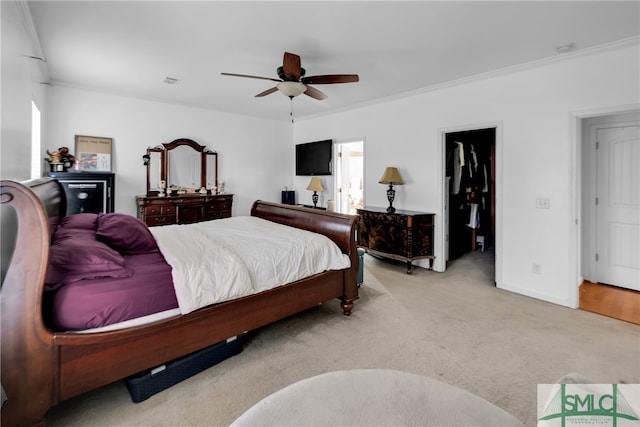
left=46, top=250, right=640, bottom=427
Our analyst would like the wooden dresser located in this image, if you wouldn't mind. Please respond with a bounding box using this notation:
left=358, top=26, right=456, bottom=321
left=357, top=206, right=435, bottom=273
left=136, top=194, right=233, bottom=226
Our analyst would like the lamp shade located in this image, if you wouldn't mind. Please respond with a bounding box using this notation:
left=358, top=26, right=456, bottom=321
left=378, top=167, right=404, bottom=185
left=306, top=177, right=325, bottom=192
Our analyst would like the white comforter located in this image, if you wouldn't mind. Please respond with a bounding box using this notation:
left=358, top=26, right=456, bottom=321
left=149, top=216, right=351, bottom=314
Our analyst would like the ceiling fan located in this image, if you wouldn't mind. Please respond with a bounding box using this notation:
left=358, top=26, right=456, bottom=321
left=221, top=52, right=359, bottom=100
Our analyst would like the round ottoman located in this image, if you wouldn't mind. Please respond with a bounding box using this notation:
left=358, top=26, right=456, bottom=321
left=231, top=369, right=525, bottom=426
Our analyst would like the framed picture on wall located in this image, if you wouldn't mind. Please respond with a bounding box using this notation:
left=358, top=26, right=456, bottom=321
left=75, top=135, right=112, bottom=172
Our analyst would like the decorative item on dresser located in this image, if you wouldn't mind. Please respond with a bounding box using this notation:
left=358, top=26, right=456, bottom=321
left=136, top=193, right=233, bottom=226
left=357, top=206, right=435, bottom=274
left=48, top=171, right=115, bottom=215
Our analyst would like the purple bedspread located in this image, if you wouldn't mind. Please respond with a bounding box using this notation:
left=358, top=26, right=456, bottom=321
left=52, top=252, right=178, bottom=330
left=45, top=213, right=178, bottom=331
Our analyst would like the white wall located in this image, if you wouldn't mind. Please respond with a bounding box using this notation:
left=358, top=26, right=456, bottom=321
left=1, top=0, right=49, bottom=281
left=44, top=85, right=292, bottom=216
left=294, top=41, right=640, bottom=308
left=1, top=0, right=48, bottom=180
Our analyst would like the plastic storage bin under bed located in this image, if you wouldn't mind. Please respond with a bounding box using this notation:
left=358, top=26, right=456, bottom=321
left=125, top=335, right=244, bottom=403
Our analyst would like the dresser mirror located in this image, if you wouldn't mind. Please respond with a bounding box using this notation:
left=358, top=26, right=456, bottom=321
left=145, top=138, right=218, bottom=196
left=169, top=144, right=201, bottom=189
left=146, top=147, right=164, bottom=195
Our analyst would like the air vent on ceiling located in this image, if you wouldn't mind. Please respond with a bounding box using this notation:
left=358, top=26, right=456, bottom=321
left=163, top=77, right=180, bottom=85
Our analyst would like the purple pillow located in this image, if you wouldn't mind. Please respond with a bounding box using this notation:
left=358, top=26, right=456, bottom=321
left=53, top=214, right=99, bottom=243
left=45, top=237, right=132, bottom=289
left=58, top=213, right=99, bottom=231
left=97, top=213, right=158, bottom=254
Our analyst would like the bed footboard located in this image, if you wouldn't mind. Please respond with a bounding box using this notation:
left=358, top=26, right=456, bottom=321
left=251, top=200, right=360, bottom=315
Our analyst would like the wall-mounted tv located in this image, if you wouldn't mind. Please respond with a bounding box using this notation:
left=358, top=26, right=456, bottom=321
left=295, top=139, right=332, bottom=176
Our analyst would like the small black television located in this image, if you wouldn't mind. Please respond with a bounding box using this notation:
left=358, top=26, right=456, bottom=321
left=295, top=139, right=332, bottom=176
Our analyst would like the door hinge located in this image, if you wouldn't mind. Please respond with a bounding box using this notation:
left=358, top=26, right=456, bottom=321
left=595, top=253, right=599, bottom=262
left=595, top=197, right=599, bottom=206
left=595, top=141, right=599, bottom=150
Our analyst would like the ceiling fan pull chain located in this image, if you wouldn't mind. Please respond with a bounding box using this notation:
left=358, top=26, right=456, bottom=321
left=290, top=98, right=295, bottom=124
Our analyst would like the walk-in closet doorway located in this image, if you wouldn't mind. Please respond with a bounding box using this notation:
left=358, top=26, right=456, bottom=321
left=441, top=125, right=499, bottom=280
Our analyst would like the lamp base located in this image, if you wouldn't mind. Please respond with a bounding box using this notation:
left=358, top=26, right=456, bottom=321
left=312, top=191, right=319, bottom=208
left=386, top=184, right=396, bottom=214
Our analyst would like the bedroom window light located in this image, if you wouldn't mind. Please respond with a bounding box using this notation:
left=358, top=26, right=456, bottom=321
left=31, top=101, right=42, bottom=179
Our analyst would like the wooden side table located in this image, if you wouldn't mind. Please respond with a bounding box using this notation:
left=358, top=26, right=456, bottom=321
left=357, top=206, right=434, bottom=273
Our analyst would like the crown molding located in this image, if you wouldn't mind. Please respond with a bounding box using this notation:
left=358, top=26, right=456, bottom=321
left=299, top=36, right=640, bottom=123
left=16, top=0, right=50, bottom=81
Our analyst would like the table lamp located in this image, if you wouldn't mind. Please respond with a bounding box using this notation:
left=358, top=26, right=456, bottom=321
left=379, top=167, right=404, bottom=213
left=306, top=177, right=325, bottom=208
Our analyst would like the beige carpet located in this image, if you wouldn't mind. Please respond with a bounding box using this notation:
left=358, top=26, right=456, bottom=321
left=46, top=250, right=640, bottom=427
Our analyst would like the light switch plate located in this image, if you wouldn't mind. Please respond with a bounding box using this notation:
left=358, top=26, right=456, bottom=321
left=536, top=198, right=550, bottom=209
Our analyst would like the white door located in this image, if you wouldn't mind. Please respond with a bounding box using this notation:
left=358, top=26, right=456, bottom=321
left=596, top=124, right=640, bottom=290
left=335, top=141, right=364, bottom=214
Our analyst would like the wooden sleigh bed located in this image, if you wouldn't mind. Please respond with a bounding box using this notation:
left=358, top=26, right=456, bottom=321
left=0, top=178, right=360, bottom=426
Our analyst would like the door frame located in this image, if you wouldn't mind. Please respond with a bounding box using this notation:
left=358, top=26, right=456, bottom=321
left=438, top=121, right=503, bottom=285
left=333, top=138, right=365, bottom=214
left=571, top=104, right=639, bottom=308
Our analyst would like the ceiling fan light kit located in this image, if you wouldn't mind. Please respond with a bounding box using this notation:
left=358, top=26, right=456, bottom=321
left=277, top=81, right=307, bottom=98
left=222, top=52, right=359, bottom=102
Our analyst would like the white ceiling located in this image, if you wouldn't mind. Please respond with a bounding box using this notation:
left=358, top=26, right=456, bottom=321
left=27, top=1, right=640, bottom=122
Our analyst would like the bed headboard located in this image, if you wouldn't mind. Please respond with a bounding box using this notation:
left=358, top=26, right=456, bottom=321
left=1, top=178, right=65, bottom=285
left=1, top=178, right=67, bottom=425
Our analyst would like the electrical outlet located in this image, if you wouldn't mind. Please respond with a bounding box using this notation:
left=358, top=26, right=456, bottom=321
left=532, top=263, right=541, bottom=274
left=536, top=198, right=550, bottom=209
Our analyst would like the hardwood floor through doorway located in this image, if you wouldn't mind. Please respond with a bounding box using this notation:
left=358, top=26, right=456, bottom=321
left=579, top=281, right=640, bottom=325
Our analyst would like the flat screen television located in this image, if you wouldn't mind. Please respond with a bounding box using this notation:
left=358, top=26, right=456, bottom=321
left=295, top=139, right=332, bottom=176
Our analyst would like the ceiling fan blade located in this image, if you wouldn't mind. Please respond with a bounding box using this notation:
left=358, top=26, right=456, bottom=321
left=221, top=72, right=281, bottom=82
left=255, top=87, right=279, bottom=97
left=282, top=52, right=302, bottom=80
left=304, top=85, right=328, bottom=100
left=301, top=74, right=359, bottom=85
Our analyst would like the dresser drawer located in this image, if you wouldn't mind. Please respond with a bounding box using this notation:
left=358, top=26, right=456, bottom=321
left=145, top=214, right=176, bottom=227
left=136, top=194, right=233, bottom=227
left=144, top=205, right=175, bottom=216
left=205, top=210, right=231, bottom=220
left=205, top=202, right=232, bottom=213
